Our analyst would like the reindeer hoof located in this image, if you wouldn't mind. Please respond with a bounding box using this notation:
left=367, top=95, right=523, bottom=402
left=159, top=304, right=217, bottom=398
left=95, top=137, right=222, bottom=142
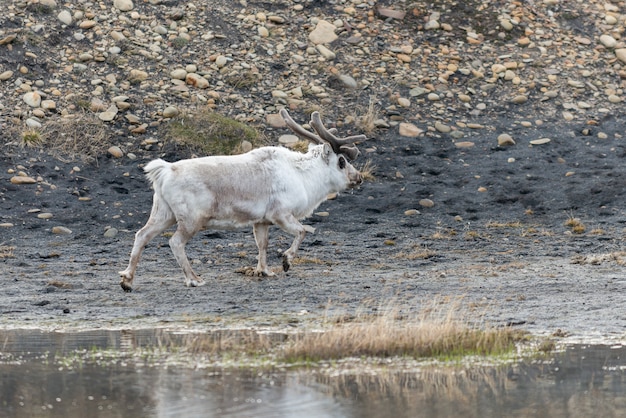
left=282, top=256, right=291, bottom=272
left=120, top=281, right=133, bottom=293
left=189, top=279, right=206, bottom=287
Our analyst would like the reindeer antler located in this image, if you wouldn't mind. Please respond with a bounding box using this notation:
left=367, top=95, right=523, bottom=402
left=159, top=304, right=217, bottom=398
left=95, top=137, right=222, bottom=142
left=280, top=109, right=365, bottom=161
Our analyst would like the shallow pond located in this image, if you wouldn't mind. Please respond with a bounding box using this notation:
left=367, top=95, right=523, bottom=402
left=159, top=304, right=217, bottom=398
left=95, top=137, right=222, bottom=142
left=1, top=329, right=625, bottom=418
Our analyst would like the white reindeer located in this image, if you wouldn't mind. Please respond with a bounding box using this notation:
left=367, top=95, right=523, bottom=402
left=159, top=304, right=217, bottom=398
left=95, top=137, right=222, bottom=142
left=119, top=110, right=366, bottom=291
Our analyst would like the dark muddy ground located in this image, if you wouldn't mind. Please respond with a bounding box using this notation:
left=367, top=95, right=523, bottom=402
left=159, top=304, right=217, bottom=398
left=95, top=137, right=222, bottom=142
left=1, top=114, right=626, bottom=342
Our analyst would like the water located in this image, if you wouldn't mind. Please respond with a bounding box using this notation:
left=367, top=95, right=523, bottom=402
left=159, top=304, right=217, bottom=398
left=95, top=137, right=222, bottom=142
left=1, top=329, right=625, bottom=418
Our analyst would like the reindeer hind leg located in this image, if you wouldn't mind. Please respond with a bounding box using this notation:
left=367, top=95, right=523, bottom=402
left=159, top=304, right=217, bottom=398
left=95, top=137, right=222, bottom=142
left=119, top=195, right=175, bottom=292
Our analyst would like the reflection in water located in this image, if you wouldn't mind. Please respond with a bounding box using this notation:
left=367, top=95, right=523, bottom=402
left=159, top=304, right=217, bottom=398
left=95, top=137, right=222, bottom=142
left=0, top=329, right=625, bottom=418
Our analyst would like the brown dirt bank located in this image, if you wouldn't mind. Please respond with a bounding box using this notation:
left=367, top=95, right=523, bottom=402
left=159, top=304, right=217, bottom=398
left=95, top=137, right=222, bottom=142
left=1, top=116, right=626, bottom=342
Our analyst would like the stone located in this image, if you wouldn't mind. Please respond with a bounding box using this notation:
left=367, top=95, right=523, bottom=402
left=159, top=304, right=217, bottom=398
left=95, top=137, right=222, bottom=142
left=397, top=97, right=410, bottom=108
left=424, top=20, right=440, bottom=30
left=104, top=227, right=118, bottom=238
left=497, top=133, right=515, bottom=146
left=316, top=44, right=336, bottom=60
left=114, top=0, right=134, bottom=12
left=23, top=91, right=41, bottom=107
left=530, top=138, right=551, bottom=145
left=419, top=199, right=434, bottom=208
left=434, top=121, right=451, bottom=133
left=215, top=55, right=228, bottom=68
left=98, top=105, right=118, bottom=122
left=399, top=123, right=422, bottom=137
left=58, top=10, right=72, bottom=25
left=163, top=106, right=179, bottom=118
left=338, top=74, right=357, bottom=89
left=129, top=69, right=148, bottom=82
left=258, top=26, right=269, bottom=37
left=170, top=69, right=187, bottom=79
left=615, top=49, right=626, bottom=63
left=0, top=70, right=13, bottom=81
left=52, top=226, right=72, bottom=235
left=308, top=20, right=338, bottom=45
left=185, top=73, right=209, bottom=88
left=266, top=113, right=287, bottom=128
left=10, top=176, right=37, bottom=184
left=404, top=209, right=420, bottom=216
left=108, top=146, right=124, bottom=158
left=600, top=34, right=617, bottom=48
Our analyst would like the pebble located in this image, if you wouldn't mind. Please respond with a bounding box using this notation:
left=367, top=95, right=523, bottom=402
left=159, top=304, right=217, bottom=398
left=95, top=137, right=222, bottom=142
left=419, top=199, right=434, bottom=208
left=615, top=49, right=626, bottom=63
left=52, top=226, right=72, bottom=235
left=114, top=0, right=134, bottom=12
left=38, top=213, right=53, bottom=219
left=308, top=20, right=338, bottom=44
left=497, top=133, right=515, bottom=146
left=266, top=113, right=287, bottom=128
left=23, top=91, right=41, bottom=107
left=316, top=44, right=336, bottom=60
left=170, top=69, right=187, bottom=80
left=163, top=106, right=180, bottom=118
left=0, top=71, right=13, bottom=81
left=399, top=123, right=422, bottom=137
left=104, top=227, right=118, bottom=238
left=57, top=10, right=72, bottom=25
left=397, top=97, right=410, bottom=108
left=215, top=55, right=228, bottom=68
left=600, top=34, right=617, bottom=48
left=258, top=26, right=269, bottom=38
left=185, top=73, right=209, bottom=88
left=434, top=121, right=451, bottom=133
left=530, top=138, right=551, bottom=145
left=108, top=146, right=124, bottom=158
left=10, top=176, right=37, bottom=184
left=404, top=209, right=420, bottom=216
left=511, top=95, right=528, bottom=104
left=338, top=74, right=357, bottom=89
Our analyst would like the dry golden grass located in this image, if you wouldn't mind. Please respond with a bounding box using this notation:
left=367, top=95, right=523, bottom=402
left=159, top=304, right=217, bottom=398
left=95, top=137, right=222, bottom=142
left=152, top=301, right=527, bottom=364
left=354, top=95, right=379, bottom=135
left=7, top=112, right=109, bottom=162
left=358, top=159, right=376, bottom=181
left=564, top=216, right=586, bottom=234
left=43, top=113, right=110, bottom=162
left=486, top=220, right=522, bottom=228
left=394, top=246, right=437, bottom=260
left=0, top=246, right=15, bottom=259
left=282, top=304, right=524, bottom=362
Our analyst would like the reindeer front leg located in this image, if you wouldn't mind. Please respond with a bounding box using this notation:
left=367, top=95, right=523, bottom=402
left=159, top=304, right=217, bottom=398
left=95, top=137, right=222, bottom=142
left=275, top=214, right=315, bottom=272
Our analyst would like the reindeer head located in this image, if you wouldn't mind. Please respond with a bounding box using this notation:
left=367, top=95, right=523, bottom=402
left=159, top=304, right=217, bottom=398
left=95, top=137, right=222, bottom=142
left=280, top=109, right=366, bottom=188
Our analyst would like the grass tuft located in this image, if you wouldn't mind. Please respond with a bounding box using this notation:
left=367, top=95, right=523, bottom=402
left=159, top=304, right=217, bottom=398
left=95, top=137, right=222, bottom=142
left=281, top=303, right=525, bottom=362
left=164, top=110, right=264, bottom=155
left=0, top=246, right=15, bottom=259
left=564, top=215, right=586, bottom=234
left=358, top=159, right=376, bottom=181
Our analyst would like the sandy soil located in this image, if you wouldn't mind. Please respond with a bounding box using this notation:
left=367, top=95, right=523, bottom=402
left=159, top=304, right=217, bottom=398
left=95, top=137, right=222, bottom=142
left=2, top=115, right=626, bottom=343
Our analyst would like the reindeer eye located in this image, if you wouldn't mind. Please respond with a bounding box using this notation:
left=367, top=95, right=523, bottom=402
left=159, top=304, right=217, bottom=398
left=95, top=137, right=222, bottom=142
left=338, top=155, right=346, bottom=169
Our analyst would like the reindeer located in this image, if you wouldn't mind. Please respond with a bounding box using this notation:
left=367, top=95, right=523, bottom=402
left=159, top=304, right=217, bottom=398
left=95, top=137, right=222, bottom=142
left=119, top=110, right=366, bottom=291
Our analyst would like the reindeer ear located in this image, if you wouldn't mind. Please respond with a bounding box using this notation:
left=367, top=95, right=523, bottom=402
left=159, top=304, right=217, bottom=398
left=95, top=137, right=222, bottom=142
left=322, top=143, right=332, bottom=163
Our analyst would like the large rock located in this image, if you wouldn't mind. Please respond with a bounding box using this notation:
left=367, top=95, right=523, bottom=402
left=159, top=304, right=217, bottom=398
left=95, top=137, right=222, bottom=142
left=308, top=20, right=337, bottom=45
